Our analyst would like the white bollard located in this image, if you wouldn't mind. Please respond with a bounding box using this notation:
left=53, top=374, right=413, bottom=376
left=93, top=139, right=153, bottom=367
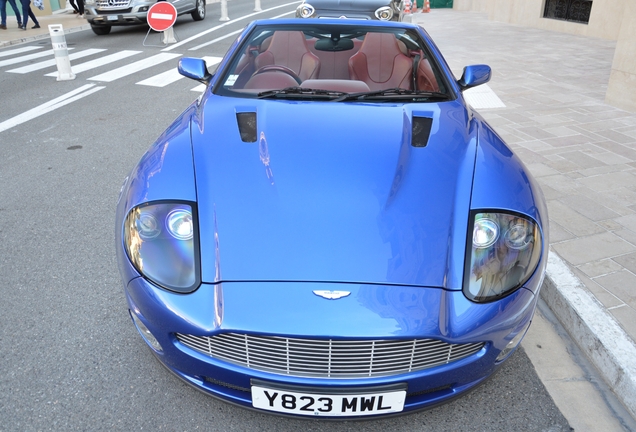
left=48, top=25, right=75, bottom=81
left=162, top=27, right=177, bottom=44
left=219, top=0, right=229, bottom=21
left=254, top=0, right=262, bottom=12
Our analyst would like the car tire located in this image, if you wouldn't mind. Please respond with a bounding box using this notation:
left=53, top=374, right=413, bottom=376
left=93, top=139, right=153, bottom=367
left=91, top=25, right=112, bottom=35
left=191, top=0, right=206, bottom=21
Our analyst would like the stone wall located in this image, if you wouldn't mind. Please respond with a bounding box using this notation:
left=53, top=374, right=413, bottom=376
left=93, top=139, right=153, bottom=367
left=606, top=1, right=636, bottom=111
left=453, top=0, right=625, bottom=41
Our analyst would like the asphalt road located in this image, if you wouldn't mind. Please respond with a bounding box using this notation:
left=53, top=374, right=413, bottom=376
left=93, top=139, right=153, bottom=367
left=0, top=2, right=572, bottom=430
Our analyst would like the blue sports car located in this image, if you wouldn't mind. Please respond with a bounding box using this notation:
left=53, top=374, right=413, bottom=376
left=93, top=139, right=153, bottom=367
left=115, top=18, right=548, bottom=418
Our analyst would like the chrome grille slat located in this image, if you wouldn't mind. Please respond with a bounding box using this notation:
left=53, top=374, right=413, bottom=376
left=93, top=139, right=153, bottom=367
left=175, top=333, right=484, bottom=379
left=96, top=0, right=131, bottom=8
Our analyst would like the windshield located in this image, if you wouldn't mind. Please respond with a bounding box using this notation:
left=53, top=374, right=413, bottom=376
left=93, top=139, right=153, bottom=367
left=214, top=23, right=451, bottom=101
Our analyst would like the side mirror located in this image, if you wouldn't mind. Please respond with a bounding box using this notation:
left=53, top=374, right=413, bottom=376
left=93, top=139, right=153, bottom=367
left=178, top=57, right=212, bottom=84
left=458, top=65, right=491, bottom=90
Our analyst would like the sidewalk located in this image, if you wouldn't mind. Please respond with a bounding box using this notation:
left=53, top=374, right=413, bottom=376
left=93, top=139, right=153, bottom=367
left=2, top=6, right=636, bottom=422
left=0, top=11, right=90, bottom=48
left=410, top=9, right=636, bottom=420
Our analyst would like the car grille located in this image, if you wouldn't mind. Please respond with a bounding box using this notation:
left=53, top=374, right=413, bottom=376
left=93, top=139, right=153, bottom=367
left=96, top=8, right=132, bottom=13
left=175, top=333, right=485, bottom=379
left=96, top=0, right=131, bottom=9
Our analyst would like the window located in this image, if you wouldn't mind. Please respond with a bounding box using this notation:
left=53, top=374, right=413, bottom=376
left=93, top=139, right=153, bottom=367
left=543, top=0, right=593, bottom=24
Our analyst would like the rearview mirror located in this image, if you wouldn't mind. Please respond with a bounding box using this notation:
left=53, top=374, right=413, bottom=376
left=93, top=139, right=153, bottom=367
left=458, top=65, right=491, bottom=90
left=314, top=37, right=354, bottom=52
left=178, top=57, right=212, bottom=83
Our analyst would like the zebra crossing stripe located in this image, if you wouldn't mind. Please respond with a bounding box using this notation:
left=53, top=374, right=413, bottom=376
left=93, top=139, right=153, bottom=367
left=0, top=84, right=104, bottom=134
left=7, top=49, right=107, bottom=74
left=0, top=45, right=42, bottom=59
left=88, top=53, right=182, bottom=82
left=136, top=56, right=222, bottom=88
left=0, top=48, right=75, bottom=68
left=44, top=50, right=142, bottom=77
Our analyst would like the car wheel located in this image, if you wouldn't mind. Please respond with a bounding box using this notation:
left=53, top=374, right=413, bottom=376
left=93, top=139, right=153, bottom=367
left=191, top=0, right=205, bottom=21
left=91, top=25, right=111, bottom=35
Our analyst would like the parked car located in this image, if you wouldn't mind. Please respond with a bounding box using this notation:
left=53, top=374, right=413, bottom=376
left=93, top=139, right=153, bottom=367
left=296, top=0, right=404, bottom=21
left=84, top=0, right=206, bottom=35
left=115, top=18, right=549, bottom=418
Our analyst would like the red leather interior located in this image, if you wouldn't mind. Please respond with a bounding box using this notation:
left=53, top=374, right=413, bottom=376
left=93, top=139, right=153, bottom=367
left=348, top=33, right=412, bottom=91
left=243, top=71, right=300, bottom=90
left=308, top=39, right=363, bottom=80
left=254, top=31, right=321, bottom=82
left=301, top=79, right=371, bottom=93
left=417, top=57, right=440, bottom=92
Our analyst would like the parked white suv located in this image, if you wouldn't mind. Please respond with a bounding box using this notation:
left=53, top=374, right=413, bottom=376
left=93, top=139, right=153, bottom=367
left=84, top=0, right=206, bottom=35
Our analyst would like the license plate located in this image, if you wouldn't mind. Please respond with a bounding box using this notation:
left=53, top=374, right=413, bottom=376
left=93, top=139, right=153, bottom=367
left=107, top=15, right=118, bottom=21
left=251, top=385, right=406, bottom=417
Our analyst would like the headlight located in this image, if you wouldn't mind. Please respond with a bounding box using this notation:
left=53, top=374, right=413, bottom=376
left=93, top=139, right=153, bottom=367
left=296, top=3, right=315, bottom=18
left=375, top=6, right=394, bottom=20
left=464, top=211, right=542, bottom=302
left=124, top=201, right=200, bottom=293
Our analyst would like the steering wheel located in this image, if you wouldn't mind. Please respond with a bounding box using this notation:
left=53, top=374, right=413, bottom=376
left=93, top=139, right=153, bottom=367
left=252, top=65, right=302, bottom=85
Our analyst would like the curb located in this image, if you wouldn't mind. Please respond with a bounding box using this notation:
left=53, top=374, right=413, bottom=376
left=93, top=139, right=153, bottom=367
left=0, top=24, right=91, bottom=48
left=542, top=251, right=636, bottom=419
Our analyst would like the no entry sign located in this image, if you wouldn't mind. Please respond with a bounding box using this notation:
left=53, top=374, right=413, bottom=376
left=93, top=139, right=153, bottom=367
left=147, top=2, right=178, bottom=32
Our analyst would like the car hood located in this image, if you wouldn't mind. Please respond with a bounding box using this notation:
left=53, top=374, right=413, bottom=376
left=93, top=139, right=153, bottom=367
left=191, top=96, right=477, bottom=289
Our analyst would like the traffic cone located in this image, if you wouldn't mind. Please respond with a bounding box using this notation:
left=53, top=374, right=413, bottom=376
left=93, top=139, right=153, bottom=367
left=422, top=0, right=430, bottom=13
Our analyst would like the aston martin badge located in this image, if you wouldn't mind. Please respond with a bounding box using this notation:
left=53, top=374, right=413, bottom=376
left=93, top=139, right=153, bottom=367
left=312, top=290, right=351, bottom=300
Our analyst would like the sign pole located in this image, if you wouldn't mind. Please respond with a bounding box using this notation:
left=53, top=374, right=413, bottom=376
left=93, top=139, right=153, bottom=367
left=163, top=27, right=177, bottom=44
left=48, top=24, right=75, bottom=81
left=220, top=0, right=230, bottom=21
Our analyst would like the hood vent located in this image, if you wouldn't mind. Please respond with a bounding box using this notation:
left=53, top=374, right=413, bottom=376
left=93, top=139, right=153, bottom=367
left=412, top=117, right=433, bottom=147
left=236, top=112, right=257, bottom=143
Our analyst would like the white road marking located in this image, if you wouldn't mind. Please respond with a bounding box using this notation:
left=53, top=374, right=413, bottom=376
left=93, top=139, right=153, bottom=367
left=0, top=48, right=74, bottom=68
left=44, top=50, right=142, bottom=77
left=0, top=45, right=42, bottom=58
left=88, top=52, right=182, bottom=82
left=463, top=84, right=506, bottom=109
left=191, top=83, right=206, bottom=92
left=188, top=11, right=292, bottom=51
left=162, top=1, right=301, bottom=52
left=7, top=49, right=107, bottom=74
left=0, top=84, right=105, bottom=133
left=270, top=11, right=295, bottom=19
left=136, top=56, right=222, bottom=87
left=190, top=29, right=243, bottom=51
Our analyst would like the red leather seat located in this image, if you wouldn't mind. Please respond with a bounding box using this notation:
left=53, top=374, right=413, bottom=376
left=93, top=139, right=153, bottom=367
left=253, top=31, right=321, bottom=82
left=348, top=33, right=413, bottom=91
left=417, top=57, right=440, bottom=92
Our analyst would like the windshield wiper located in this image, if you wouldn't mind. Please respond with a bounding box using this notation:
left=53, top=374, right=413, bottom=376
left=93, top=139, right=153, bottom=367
left=257, top=87, right=347, bottom=100
left=333, top=88, right=450, bottom=102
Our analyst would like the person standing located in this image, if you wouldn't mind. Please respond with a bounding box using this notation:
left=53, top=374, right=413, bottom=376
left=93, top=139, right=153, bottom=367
left=68, top=0, right=80, bottom=14
left=19, top=0, right=39, bottom=29
left=75, top=0, right=84, bottom=17
left=0, top=0, right=23, bottom=29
